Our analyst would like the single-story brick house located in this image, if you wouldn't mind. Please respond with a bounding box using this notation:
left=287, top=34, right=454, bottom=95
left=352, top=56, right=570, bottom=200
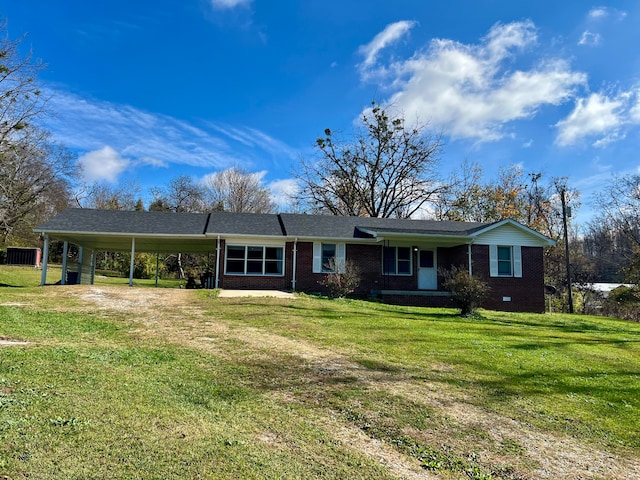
left=34, top=208, right=555, bottom=312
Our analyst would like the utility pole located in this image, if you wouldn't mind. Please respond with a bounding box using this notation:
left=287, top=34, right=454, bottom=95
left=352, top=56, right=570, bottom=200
left=560, top=187, right=574, bottom=314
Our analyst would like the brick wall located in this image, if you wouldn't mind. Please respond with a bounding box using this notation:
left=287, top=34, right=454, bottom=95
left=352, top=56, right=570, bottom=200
left=472, top=245, right=546, bottom=313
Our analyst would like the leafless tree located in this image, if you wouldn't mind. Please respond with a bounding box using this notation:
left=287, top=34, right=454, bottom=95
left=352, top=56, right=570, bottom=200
left=0, top=126, right=76, bottom=244
left=149, top=175, right=206, bottom=213
left=75, top=181, right=142, bottom=211
left=204, top=166, right=275, bottom=213
left=296, top=102, right=444, bottom=218
left=0, top=21, right=46, bottom=148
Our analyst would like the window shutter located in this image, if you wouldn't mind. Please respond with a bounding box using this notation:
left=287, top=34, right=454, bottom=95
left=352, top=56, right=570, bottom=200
left=336, top=243, right=346, bottom=274
left=513, top=246, right=522, bottom=278
left=312, top=242, right=322, bottom=273
left=489, top=245, right=498, bottom=277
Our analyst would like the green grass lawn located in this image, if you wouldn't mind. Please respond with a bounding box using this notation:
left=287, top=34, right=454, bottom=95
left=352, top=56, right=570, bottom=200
left=1, top=266, right=639, bottom=479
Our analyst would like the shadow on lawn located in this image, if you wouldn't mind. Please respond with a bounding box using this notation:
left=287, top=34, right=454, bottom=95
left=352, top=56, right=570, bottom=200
left=0, top=283, right=25, bottom=288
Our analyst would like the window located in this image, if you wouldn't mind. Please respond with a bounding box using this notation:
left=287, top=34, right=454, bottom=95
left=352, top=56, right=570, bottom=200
left=225, top=245, right=284, bottom=276
left=489, top=245, right=522, bottom=278
left=383, top=246, right=412, bottom=275
left=313, top=242, right=345, bottom=273
left=497, top=246, right=512, bottom=276
left=321, top=243, right=336, bottom=272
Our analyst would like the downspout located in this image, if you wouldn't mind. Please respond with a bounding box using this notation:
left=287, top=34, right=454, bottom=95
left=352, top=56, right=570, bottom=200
left=214, top=235, right=221, bottom=289
left=467, top=242, right=473, bottom=275
left=129, top=238, right=136, bottom=287
left=291, top=237, right=298, bottom=291
left=40, top=234, right=49, bottom=286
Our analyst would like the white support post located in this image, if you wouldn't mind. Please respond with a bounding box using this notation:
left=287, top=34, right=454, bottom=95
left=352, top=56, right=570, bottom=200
left=214, top=236, right=221, bottom=288
left=291, top=238, right=298, bottom=291
left=61, top=241, right=69, bottom=285
left=40, top=235, right=49, bottom=286
left=129, top=238, right=136, bottom=287
left=90, top=252, right=97, bottom=285
left=77, top=247, right=84, bottom=284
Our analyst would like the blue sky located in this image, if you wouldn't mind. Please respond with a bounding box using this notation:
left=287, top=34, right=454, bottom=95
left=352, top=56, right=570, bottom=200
left=3, top=0, right=640, bottom=225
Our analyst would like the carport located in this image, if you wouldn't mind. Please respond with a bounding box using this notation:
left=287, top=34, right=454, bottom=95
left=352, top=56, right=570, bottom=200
left=34, top=209, right=220, bottom=287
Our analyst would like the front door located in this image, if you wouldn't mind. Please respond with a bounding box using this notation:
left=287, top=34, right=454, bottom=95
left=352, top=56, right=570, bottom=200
left=418, top=249, right=437, bottom=290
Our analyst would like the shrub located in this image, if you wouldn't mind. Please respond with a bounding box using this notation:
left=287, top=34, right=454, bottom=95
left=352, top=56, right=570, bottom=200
left=318, top=259, right=360, bottom=298
left=441, top=267, right=490, bottom=316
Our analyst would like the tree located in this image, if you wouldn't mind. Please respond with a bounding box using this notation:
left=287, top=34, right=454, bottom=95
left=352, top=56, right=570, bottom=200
left=75, top=181, right=141, bottom=211
left=149, top=175, right=206, bottom=213
left=0, top=22, right=76, bottom=245
left=0, top=126, right=76, bottom=244
left=0, top=21, right=45, bottom=148
left=296, top=102, right=443, bottom=218
left=590, top=174, right=640, bottom=282
left=204, top=166, right=275, bottom=213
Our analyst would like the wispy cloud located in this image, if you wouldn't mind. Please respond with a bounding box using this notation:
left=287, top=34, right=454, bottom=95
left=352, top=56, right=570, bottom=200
left=587, top=6, right=627, bottom=21
left=210, top=0, right=252, bottom=10
left=555, top=91, right=640, bottom=147
left=578, top=30, right=601, bottom=46
left=357, top=20, right=416, bottom=71
left=268, top=178, right=298, bottom=208
left=358, top=21, right=586, bottom=142
left=42, top=88, right=298, bottom=182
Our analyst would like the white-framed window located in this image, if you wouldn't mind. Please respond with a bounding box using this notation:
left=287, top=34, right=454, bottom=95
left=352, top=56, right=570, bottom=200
left=489, top=245, right=522, bottom=277
left=312, top=242, right=346, bottom=273
left=383, top=246, right=412, bottom=275
left=225, top=245, right=284, bottom=276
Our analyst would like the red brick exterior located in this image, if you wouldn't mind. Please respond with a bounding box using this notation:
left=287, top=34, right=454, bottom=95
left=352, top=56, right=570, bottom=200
left=471, top=245, right=546, bottom=313
left=214, top=239, right=547, bottom=313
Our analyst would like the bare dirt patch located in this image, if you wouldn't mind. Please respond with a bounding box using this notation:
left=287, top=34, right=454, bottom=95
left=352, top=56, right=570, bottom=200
left=64, top=286, right=639, bottom=479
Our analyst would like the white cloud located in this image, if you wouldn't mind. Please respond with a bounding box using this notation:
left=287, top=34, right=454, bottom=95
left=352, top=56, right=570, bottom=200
left=555, top=93, right=625, bottom=147
left=587, top=6, right=627, bottom=21
left=78, top=146, right=130, bottom=183
left=359, top=21, right=586, bottom=142
left=358, top=20, right=416, bottom=70
left=210, top=0, right=252, bottom=10
left=588, top=7, right=608, bottom=19
left=268, top=178, right=298, bottom=207
left=42, top=88, right=298, bottom=174
left=578, top=30, right=601, bottom=46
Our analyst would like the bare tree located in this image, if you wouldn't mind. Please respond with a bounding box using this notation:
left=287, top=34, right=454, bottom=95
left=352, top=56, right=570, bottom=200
left=296, top=102, right=444, bottom=218
left=149, top=175, right=206, bottom=213
left=75, top=181, right=142, bottom=211
left=0, top=21, right=46, bottom=148
left=204, top=166, right=275, bottom=213
left=0, top=126, right=76, bottom=244
left=591, top=174, right=640, bottom=282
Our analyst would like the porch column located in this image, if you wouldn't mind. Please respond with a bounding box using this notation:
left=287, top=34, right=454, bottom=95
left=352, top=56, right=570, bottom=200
left=90, top=252, right=97, bottom=285
left=40, top=234, right=49, bottom=286
left=155, top=253, right=160, bottom=288
left=214, top=235, right=221, bottom=288
left=291, top=237, right=298, bottom=291
left=61, top=241, right=69, bottom=285
left=129, top=238, right=136, bottom=287
left=77, top=247, right=84, bottom=284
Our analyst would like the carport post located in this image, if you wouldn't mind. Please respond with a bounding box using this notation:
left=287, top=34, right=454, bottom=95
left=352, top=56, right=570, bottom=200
left=90, top=252, right=97, bottom=285
left=215, top=235, right=221, bottom=288
left=129, top=238, right=136, bottom=287
left=155, top=253, right=159, bottom=288
left=61, top=241, right=69, bottom=285
left=77, top=247, right=84, bottom=284
left=40, top=234, right=49, bottom=286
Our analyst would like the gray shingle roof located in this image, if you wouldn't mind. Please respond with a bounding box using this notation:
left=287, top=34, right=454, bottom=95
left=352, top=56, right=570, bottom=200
left=35, top=209, right=497, bottom=241
left=278, top=213, right=489, bottom=239
left=205, top=212, right=284, bottom=236
left=34, top=208, right=210, bottom=235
